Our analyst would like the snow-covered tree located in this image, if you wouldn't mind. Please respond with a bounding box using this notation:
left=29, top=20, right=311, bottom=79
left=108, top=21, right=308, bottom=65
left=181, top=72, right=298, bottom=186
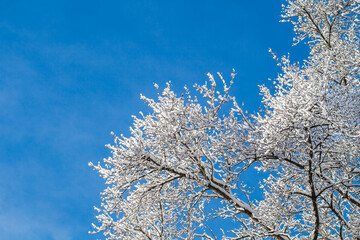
left=90, top=0, right=360, bottom=239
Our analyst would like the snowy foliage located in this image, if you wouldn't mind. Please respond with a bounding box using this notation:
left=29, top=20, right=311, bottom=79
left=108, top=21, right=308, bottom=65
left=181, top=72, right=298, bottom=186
left=90, top=0, right=360, bottom=239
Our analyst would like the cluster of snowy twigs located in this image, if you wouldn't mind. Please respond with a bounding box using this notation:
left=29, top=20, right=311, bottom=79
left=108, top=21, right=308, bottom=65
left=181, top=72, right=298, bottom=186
left=90, top=0, right=360, bottom=239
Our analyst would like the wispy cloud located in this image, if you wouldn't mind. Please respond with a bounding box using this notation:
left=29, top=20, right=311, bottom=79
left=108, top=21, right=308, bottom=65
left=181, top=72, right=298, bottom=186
left=0, top=198, right=73, bottom=240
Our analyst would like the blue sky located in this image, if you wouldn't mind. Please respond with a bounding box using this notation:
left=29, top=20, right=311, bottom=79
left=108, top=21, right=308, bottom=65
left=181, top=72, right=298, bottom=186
left=0, top=1, right=308, bottom=239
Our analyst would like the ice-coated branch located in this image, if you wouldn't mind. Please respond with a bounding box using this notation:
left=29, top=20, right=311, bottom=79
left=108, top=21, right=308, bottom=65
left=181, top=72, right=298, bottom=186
left=91, top=0, right=360, bottom=239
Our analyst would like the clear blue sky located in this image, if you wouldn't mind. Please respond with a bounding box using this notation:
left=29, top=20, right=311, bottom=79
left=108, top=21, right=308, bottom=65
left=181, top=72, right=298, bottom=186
left=0, top=1, right=307, bottom=239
